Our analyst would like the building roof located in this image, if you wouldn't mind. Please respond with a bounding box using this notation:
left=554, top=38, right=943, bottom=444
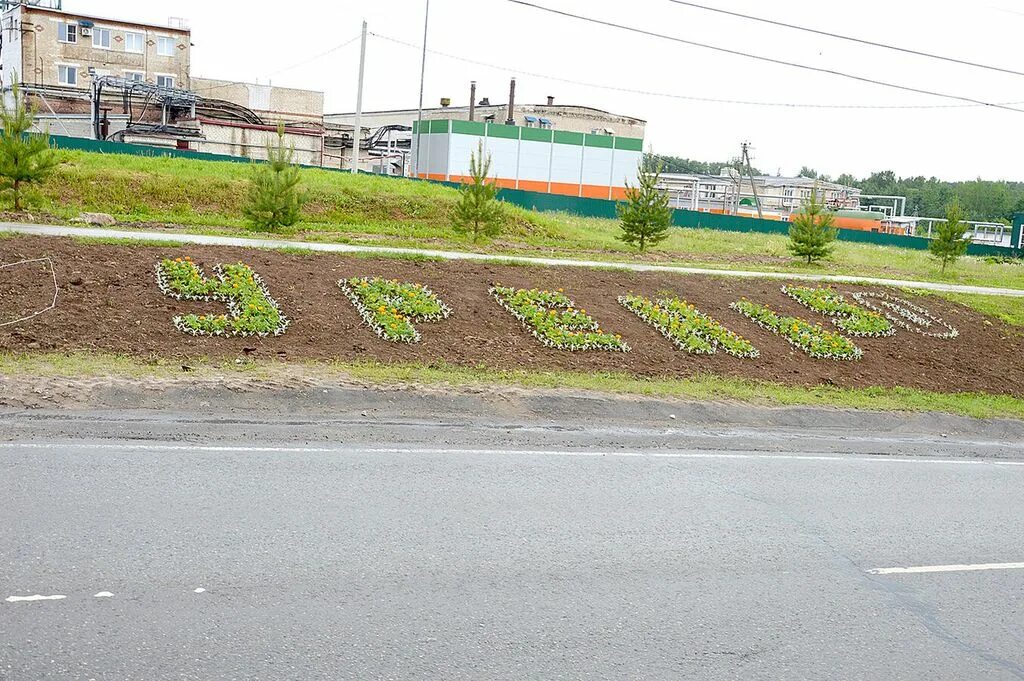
left=326, top=103, right=646, bottom=124
left=13, top=4, right=191, bottom=33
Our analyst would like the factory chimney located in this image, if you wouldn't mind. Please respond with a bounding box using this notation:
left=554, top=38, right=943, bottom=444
left=506, top=78, right=516, bottom=125
left=469, top=81, right=477, bottom=121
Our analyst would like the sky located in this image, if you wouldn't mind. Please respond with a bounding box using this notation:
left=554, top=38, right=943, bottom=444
left=82, top=0, right=1024, bottom=181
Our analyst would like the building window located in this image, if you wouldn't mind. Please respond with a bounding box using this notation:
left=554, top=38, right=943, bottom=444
left=156, top=74, right=174, bottom=88
left=157, top=36, right=175, bottom=56
left=92, top=27, right=111, bottom=49
left=57, top=21, right=77, bottom=43
left=57, top=64, right=78, bottom=86
left=124, top=31, right=144, bottom=53
left=124, top=70, right=144, bottom=83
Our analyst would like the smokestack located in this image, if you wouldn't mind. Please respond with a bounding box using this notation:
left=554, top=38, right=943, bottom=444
left=506, top=77, right=516, bottom=125
left=546, top=95, right=554, bottom=106
left=469, top=81, right=477, bottom=121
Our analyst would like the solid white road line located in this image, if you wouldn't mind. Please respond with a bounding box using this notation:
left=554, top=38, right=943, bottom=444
left=5, top=594, right=66, bottom=603
left=868, top=562, right=1024, bottom=575
left=1, top=442, right=1023, bottom=466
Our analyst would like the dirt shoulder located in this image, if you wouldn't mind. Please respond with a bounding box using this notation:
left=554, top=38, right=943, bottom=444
left=2, top=235, right=1022, bottom=397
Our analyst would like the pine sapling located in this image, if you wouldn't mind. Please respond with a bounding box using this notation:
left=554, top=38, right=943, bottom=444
left=617, top=159, right=672, bottom=252
left=453, top=141, right=503, bottom=243
left=0, top=81, right=60, bottom=211
left=788, top=187, right=838, bottom=264
left=242, top=123, right=305, bottom=232
left=929, top=197, right=970, bottom=273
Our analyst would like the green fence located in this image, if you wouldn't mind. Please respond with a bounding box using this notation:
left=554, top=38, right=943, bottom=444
left=45, top=134, right=1022, bottom=258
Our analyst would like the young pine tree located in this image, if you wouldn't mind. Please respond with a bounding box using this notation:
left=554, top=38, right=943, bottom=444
left=929, top=197, right=970, bottom=273
left=0, top=82, right=60, bottom=211
left=617, top=159, right=672, bottom=252
left=242, top=123, right=304, bottom=232
left=453, top=141, right=503, bottom=243
left=788, top=188, right=838, bottom=264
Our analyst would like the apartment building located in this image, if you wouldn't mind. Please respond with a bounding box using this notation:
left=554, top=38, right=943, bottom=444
left=0, top=2, right=190, bottom=101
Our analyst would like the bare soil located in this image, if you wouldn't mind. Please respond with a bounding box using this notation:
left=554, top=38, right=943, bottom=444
left=2, top=235, right=1022, bottom=396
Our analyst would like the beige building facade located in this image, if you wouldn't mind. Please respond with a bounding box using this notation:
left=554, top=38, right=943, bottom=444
left=1, top=4, right=190, bottom=95
left=192, top=77, right=324, bottom=125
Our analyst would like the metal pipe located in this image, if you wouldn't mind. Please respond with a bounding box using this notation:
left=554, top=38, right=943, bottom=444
left=468, top=80, right=476, bottom=121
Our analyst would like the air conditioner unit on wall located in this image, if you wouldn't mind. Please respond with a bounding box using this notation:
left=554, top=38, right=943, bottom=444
left=79, top=26, right=92, bottom=37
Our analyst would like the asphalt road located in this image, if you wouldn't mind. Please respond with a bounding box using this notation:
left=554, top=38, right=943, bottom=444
left=3, top=404, right=1024, bottom=679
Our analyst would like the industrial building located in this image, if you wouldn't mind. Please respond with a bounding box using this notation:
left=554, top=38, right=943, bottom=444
left=325, top=83, right=646, bottom=175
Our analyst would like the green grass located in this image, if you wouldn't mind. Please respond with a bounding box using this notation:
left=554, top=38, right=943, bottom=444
left=936, top=293, right=1024, bottom=327
left=2, top=352, right=1022, bottom=421
left=20, top=149, right=1024, bottom=291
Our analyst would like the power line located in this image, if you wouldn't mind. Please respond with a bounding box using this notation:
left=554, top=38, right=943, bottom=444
left=371, top=31, right=1023, bottom=112
left=665, top=0, right=1024, bottom=79
left=503, top=0, right=1024, bottom=114
left=193, top=34, right=361, bottom=93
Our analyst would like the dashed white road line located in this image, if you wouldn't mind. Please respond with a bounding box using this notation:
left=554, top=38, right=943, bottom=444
left=1, top=442, right=1022, bottom=467
left=193, top=588, right=206, bottom=594
left=93, top=592, right=114, bottom=598
left=868, top=562, right=1024, bottom=575
left=5, top=594, right=66, bottom=603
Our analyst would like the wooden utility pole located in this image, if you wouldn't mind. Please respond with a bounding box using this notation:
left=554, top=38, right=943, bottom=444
left=741, top=141, right=764, bottom=219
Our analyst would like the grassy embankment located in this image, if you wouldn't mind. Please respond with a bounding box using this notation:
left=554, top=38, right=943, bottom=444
left=21, top=149, right=1024, bottom=293
left=2, top=352, right=1023, bottom=420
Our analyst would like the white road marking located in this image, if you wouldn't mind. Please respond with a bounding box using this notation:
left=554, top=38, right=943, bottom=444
left=1, top=442, right=1022, bottom=467
left=868, top=562, right=1024, bottom=575
left=5, top=594, right=66, bottom=603
left=93, top=592, right=114, bottom=598
left=194, top=588, right=206, bottom=593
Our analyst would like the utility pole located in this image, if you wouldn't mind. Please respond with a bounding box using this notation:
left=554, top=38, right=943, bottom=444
left=741, top=141, right=763, bottom=219
left=414, top=0, right=430, bottom=178
left=351, top=20, right=367, bottom=174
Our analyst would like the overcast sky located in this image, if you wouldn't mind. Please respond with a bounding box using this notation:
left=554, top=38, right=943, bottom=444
left=87, top=0, right=1024, bottom=181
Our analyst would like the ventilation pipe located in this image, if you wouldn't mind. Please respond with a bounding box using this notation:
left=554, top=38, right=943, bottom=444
left=546, top=95, right=554, bottom=105
left=506, top=77, right=516, bottom=125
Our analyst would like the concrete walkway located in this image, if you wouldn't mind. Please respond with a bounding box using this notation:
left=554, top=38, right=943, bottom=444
left=3, top=221, right=1023, bottom=297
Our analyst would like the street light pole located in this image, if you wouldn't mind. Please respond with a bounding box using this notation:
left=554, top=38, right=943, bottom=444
left=413, top=0, right=429, bottom=178
left=351, top=19, right=367, bottom=174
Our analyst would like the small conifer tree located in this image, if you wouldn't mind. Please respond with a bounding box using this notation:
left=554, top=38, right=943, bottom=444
left=242, top=123, right=304, bottom=232
left=0, top=81, right=60, bottom=211
left=929, top=197, right=970, bottom=273
left=788, top=188, right=838, bottom=264
left=453, top=141, right=503, bottom=242
left=617, top=159, right=672, bottom=252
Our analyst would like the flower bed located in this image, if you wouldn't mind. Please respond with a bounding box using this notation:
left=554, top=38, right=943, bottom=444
left=781, top=286, right=895, bottom=337
left=155, top=257, right=289, bottom=337
left=851, top=292, right=959, bottom=339
left=490, top=285, right=629, bottom=352
left=619, top=294, right=758, bottom=358
left=731, top=299, right=862, bottom=360
left=339, top=276, right=452, bottom=343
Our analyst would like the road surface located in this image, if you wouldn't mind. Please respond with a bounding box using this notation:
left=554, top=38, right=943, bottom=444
left=2, top=398, right=1024, bottom=679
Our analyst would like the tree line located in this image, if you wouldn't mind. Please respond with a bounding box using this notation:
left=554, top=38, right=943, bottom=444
left=651, top=154, right=1024, bottom=225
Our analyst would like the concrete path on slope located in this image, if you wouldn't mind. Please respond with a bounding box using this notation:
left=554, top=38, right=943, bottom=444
left=3, top=221, right=1023, bottom=297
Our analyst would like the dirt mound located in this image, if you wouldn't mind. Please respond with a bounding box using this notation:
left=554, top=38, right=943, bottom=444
left=1, top=236, right=1022, bottom=397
